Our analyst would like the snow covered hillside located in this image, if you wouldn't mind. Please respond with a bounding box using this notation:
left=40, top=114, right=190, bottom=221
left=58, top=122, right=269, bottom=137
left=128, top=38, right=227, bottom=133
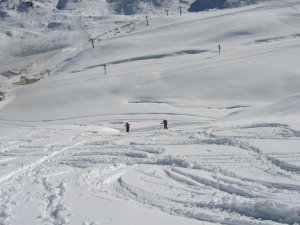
left=0, top=0, right=300, bottom=224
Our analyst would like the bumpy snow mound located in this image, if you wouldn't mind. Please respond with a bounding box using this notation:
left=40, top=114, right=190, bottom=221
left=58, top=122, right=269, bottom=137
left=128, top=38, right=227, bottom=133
left=224, top=93, right=300, bottom=121
left=253, top=93, right=300, bottom=116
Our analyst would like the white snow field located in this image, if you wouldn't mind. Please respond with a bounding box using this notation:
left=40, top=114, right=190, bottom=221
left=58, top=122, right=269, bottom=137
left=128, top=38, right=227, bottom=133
left=1, top=0, right=300, bottom=224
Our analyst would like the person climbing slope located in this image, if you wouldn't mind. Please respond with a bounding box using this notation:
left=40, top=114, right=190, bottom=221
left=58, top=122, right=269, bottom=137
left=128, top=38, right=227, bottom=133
left=161, top=120, right=168, bottom=129
left=124, top=122, right=130, bottom=132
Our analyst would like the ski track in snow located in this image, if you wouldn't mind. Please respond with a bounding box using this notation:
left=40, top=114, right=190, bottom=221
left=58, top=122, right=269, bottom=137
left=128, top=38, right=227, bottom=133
left=1, top=120, right=300, bottom=224
left=41, top=178, right=69, bottom=225
left=0, top=119, right=300, bottom=224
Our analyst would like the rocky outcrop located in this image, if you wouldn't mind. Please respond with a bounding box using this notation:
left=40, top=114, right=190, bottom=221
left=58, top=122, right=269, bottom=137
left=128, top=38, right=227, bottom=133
left=188, top=0, right=227, bottom=12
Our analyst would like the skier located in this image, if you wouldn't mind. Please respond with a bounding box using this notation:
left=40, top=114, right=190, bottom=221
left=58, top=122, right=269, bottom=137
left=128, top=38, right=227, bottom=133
left=161, top=120, right=168, bottom=129
left=218, top=44, right=221, bottom=55
left=124, top=122, right=130, bottom=132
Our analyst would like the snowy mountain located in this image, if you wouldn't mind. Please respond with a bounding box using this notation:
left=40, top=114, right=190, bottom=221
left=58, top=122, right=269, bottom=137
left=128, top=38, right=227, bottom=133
left=0, top=0, right=300, bottom=224
left=188, top=0, right=267, bottom=12
left=0, top=0, right=268, bottom=16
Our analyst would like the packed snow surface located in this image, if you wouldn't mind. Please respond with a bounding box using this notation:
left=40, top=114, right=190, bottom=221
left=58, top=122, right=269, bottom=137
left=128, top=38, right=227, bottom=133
left=0, top=0, right=300, bottom=224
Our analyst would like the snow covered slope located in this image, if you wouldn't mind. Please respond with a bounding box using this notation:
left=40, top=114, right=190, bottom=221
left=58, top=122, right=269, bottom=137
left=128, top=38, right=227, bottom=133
left=188, top=0, right=269, bottom=12
left=0, top=0, right=300, bottom=225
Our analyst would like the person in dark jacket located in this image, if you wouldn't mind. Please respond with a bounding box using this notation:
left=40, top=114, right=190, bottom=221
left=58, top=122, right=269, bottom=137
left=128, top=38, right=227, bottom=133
left=124, top=122, right=130, bottom=132
left=161, top=120, right=168, bottom=129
